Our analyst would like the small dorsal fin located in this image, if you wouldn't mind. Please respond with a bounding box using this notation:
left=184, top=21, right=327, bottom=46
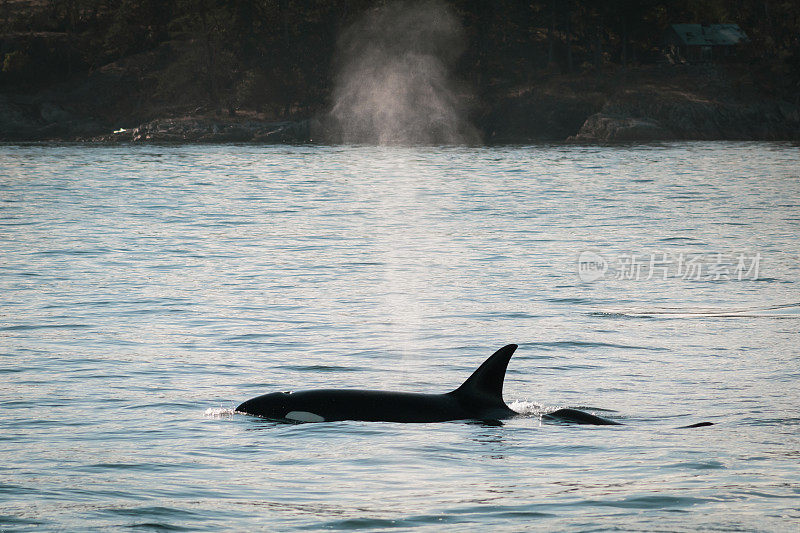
left=450, top=344, right=517, bottom=405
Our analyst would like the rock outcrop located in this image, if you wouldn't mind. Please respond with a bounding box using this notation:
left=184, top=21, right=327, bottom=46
left=570, top=113, right=671, bottom=142
left=570, top=92, right=800, bottom=142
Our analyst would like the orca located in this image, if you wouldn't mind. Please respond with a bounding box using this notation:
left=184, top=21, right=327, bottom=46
left=542, top=407, right=621, bottom=425
left=236, top=344, right=711, bottom=427
left=236, top=344, right=521, bottom=423
left=237, top=344, right=617, bottom=425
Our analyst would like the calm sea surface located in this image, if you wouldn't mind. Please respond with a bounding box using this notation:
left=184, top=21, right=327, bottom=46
left=1, top=142, right=799, bottom=531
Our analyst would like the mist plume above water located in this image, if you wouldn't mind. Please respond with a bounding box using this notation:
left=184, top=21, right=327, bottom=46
left=329, top=0, right=478, bottom=145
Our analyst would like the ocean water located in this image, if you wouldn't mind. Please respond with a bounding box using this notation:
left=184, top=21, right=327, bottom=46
left=1, top=142, right=798, bottom=531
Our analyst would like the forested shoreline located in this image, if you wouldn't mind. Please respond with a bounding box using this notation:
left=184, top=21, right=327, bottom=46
left=2, top=1, right=799, bottom=142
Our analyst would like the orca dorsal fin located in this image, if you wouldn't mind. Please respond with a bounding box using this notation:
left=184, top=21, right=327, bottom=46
left=450, top=344, right=517, bottom=405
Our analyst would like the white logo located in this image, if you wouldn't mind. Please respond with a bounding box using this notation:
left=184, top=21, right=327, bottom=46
left=577, top=251, right=608, bottom=282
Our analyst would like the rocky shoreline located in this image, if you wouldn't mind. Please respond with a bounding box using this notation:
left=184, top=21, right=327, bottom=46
left=88, top=117, right=321, bottom=144
left=2, top=80, right=799, bottom=145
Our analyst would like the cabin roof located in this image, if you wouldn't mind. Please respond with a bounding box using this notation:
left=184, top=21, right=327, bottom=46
left=669, top=24, right=748, bottom=46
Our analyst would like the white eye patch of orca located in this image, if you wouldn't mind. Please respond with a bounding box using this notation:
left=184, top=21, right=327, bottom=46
left=285, top=411, right=325, bottom=423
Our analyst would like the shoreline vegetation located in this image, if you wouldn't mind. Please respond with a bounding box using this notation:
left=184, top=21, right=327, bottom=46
left=2, top=1, right=799, bottom=144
